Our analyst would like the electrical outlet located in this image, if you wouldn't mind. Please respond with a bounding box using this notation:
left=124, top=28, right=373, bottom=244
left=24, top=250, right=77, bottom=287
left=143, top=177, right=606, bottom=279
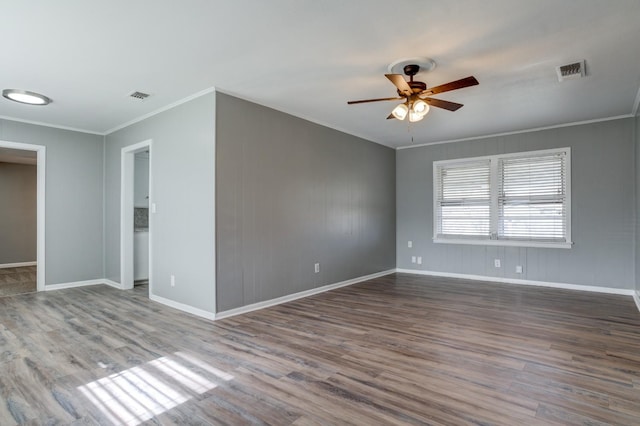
left=314, top=263, right=320, bottom=273
left=408, top=240, right=413, bottom=248
left=516, top=265, right=523, bottom=274
left=411, top=256, right=416, bottom=263
left=170, top=275, right=175, bottom=287
left=417, top=256, right=422, bottom=265
left=494, top=259, right=501, bottom=268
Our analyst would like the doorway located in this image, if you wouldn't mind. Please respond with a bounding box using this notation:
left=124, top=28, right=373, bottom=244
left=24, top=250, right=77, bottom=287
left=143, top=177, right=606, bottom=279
left=120, top=140, right=152, bottom=294
left=0, top=140, right=45, bottom=294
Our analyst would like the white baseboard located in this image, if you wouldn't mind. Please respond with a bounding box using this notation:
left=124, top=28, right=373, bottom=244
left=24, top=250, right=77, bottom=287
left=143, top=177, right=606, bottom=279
left=215, top=269, right=396, bottom=320
left=396, top=268, right=635, bottom=296
left=149, top=294, right=216, bottom=321
left=44, top=278, right=125, bottom=291
left=0, top=261, right=37, bottom=269
left=633, top=291, right=640, bottom=313
left=103, top=279, right=125, bottom=290
left=44, top=279, right=107, bottom=291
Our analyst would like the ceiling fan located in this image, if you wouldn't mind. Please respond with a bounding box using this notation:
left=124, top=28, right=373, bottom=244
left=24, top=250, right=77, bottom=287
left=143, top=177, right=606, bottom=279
left=347, top=64, right=479, bottom=122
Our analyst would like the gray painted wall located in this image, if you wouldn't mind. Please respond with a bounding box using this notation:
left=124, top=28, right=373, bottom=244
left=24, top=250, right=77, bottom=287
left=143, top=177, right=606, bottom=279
left=0, top=163, right=36, bottom=264
left=397, top=118, right=635, bottom=290
left=216, top=93, right=396, bottom=312
left=0, top=120, right=104, bottom=285
left=104, top=93, right=216, bottom=313
left=134, top=155, right=149, bottom=208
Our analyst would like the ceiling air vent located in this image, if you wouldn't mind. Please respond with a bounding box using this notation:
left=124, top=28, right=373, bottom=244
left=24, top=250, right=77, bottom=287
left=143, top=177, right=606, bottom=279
left=129, top=91, right=150, bottom=100
left=556, top=60, right=586, bottom=82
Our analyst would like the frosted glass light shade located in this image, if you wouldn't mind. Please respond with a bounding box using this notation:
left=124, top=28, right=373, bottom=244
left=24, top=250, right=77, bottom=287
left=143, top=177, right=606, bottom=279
left=2, top=89, right=51, bottom=105
left=412, top=99, right=429, bottom=115
left=391, top=103, right=409, bottom=120
left=409, top=110, right=425, bottom=122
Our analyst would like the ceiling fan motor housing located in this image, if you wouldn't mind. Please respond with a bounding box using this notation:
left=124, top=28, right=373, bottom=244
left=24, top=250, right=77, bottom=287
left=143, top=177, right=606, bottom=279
left=403, top=64, right=420, bottom=76
left=401, top=64, right=428, bottom=94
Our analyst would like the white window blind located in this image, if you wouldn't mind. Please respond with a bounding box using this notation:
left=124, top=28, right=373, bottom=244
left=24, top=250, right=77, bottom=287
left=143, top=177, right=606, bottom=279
left=498, top=152, right=567, bottom=242
left=433, top=148, right=571, bottom=248
left=434, top=160, right=491, bottom=239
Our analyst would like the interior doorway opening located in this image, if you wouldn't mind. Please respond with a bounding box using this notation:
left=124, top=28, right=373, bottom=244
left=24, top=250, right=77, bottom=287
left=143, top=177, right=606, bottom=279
left=0, top=141, right=45, bottom=294
left=120, top=140, right=152, bottom=295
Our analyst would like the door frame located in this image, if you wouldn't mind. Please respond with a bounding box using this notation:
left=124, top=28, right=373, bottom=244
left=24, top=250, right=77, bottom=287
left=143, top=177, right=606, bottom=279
left=120, top=139, right=153, bottom=291
left=0, top=140, right=46, bottom=291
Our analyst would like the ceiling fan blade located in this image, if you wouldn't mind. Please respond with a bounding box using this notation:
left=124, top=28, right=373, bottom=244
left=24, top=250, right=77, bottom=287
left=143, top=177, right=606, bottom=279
left=386, top=113, right=395, bottom=120
left=423, top=97, right=464, bottom=111
left=347, top=97, right=404, bottom=105
left=420, top=76, right=479, bottom=96
left=385, top=74, right=413, bottom=97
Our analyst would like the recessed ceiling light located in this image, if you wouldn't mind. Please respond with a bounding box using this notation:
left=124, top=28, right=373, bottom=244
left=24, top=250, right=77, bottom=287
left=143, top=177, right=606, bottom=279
left=2, top=89, right=52, bottom=106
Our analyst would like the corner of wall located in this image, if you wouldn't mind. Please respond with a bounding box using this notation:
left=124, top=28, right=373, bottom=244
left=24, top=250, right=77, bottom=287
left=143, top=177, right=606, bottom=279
left=102, top=133, right=107, bottom=280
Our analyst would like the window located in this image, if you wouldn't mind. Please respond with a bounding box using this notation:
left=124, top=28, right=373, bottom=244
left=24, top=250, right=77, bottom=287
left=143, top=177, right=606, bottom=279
left=433, top=148, right=571, bottom=248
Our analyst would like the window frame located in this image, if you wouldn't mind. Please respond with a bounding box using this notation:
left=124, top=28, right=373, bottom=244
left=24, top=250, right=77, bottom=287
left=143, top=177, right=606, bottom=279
left=433, top=147, right=572, bottom=249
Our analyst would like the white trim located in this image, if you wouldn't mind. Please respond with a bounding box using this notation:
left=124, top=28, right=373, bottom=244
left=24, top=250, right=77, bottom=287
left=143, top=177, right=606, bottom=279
left=120, top=140, right=153, bottom=292
left=397, top=114, right=634, bottom=150
left=0, top=261, right=36, bottom=269
left=36, top=146, right=45, bottom=291
left=147, top=146, right=154, bottom=297
left=215, top=269, right=396, bottom=320
left=105, top=87, right=216, bottom=135
left=633, top=291, right=640, bottom=313
left=103, top=279, right=126, bottom=290
left=44, top=279, right=124, bottom=291
left=211, top=97, right=217, bottom=314
left=432, top=238, right=573, bottom=249
left=0, top=140, right=46, bottom=291
left=433, top=147, right=571, bottom=248
left=396, top=268, right=635, bottom=296
left=149, top=294, right=217, bottom=321
left=0, top=115, right=103, bottom=135
left=431, top=146, right=570, bottom=166
left=44, top=279, right=107, bottom=291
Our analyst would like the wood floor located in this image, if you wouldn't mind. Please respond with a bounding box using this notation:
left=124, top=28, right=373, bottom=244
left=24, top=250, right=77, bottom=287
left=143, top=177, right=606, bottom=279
left=1, top=273, right=640, bottom=425
left=0, top=266, right=36, bottom=297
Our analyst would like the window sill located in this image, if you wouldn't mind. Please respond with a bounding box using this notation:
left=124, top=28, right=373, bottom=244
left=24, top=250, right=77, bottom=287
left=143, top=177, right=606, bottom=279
left=433, top=238, right=573, bottom=249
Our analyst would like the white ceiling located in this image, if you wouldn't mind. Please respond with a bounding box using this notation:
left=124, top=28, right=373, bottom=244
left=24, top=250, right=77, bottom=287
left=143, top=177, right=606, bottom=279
left=1, top=0, right=639, bottom=148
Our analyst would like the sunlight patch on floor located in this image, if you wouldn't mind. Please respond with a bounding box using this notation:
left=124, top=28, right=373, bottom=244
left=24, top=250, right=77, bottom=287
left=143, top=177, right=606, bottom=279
left=78, top=352, right=234, bottom=425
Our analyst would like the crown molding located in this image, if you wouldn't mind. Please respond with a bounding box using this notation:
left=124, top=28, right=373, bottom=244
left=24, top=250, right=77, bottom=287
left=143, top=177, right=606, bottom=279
left=397, top=114, right=634, bottom=150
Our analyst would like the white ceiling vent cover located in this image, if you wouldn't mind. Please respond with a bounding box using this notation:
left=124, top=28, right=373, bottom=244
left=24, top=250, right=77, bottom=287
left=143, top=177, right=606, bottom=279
left=556, top=60, right=586, bottom=82
left=129, top=91, right=151, bottom=100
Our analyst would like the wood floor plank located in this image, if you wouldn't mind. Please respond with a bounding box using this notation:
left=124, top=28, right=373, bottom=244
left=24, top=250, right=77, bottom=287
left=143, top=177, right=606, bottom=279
left=1, top=273, right=640, bottom=424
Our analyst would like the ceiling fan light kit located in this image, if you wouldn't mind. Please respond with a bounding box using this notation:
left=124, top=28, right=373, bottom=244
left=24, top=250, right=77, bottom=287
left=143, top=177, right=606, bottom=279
left=413, top=99, right=429, bottom=115
left=409, top=108, right=425, bottom=123
left=347, top=60, right=478, bottom=123
left=391, top=103, right=409, bottom=120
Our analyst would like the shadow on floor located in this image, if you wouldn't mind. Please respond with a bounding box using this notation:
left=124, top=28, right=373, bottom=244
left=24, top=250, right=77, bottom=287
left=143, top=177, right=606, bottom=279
left=0, top=265, right=36, bottom=297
